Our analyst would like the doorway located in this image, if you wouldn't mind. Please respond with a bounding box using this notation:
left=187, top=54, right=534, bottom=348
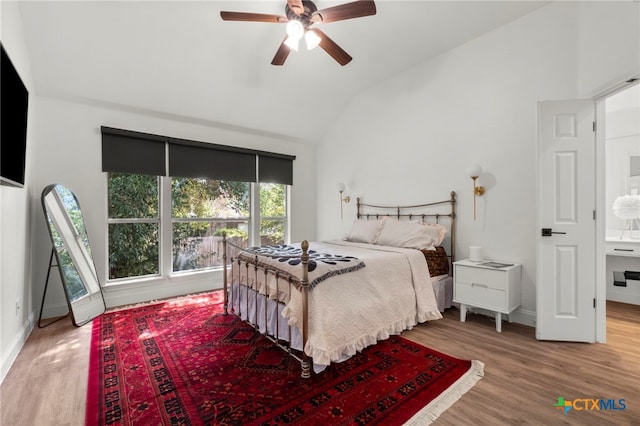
left=597, top=80, right=640, bottom=342
left=536, top=78, right=639, bottom=343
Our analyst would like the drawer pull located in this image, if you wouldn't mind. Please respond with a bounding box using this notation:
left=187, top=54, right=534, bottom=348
left=614, top=248, right=634, bottom=252
left=471, top=283, right=488, bottom=288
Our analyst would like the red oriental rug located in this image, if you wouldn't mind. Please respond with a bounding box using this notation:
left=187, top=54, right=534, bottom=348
left=85, top=291, right=483, bottom=425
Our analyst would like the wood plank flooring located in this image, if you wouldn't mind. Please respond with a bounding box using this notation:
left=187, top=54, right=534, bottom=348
left=405, top=302, right=640, bottom=426
left=1, top=301, right=638, bottom=425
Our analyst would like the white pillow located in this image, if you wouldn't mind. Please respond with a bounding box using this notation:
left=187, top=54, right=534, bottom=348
left=343, top=219, right=385, bottom=244
left=377, top=219, right=447, bottom=249
left=422, top=223, right=447, bottom=246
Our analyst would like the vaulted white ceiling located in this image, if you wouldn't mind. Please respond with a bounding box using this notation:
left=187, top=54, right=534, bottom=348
left=18, top=1, right=547, bottom=144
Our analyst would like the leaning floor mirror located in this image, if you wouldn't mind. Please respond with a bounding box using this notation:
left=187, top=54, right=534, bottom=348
left=41, top=183, right=105, bottom=326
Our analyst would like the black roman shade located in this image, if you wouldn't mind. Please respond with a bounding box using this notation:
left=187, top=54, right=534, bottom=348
left=102, top=127, right=295, bottom=184
left=101, top=127, right=167, bottom=176
left=168, top=139, right=257, bottom=182
left=258, top=155, right=293, bottom=185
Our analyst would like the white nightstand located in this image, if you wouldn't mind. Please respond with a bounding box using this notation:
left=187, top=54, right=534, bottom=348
left=605, top=236, right=640, bottom=258
left=453, top=259, right=522, bottom=333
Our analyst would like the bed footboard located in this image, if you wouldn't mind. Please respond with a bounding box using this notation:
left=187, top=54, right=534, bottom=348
left=222, top=234, right=312, bottom=378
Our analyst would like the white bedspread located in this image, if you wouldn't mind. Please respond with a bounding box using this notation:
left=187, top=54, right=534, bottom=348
left=229, top=240, right=443, bottom=367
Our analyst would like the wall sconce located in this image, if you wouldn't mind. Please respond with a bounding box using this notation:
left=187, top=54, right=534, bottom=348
left=467, top=164, right=485, bottom=220
left=337, top=182, right=351, bottom=219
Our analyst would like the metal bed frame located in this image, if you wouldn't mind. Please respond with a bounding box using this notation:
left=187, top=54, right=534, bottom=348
left=222, top=191, right=456, bottom=378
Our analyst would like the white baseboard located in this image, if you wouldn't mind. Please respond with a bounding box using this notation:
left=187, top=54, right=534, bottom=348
left=0, top=311, right=35, bottom=385
left=510, top=308, right=536, bottom=327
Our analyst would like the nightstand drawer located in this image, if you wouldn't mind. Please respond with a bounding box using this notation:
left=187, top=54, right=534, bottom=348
left=455, top=265, right=506, bottom=291
left=455, top=282, right=505, bottom=311
left=605, top=241, right=640, bottom=257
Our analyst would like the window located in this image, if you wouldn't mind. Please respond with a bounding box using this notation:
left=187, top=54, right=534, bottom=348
left=107, top=173, right=160, bottom=279
left=260, top=183, right=287, bottom=245
left=101, top=127, right=294, bottom=281
left=172, top=178, right=250, bottom=272
left=107, top=174, right=288, bottom=281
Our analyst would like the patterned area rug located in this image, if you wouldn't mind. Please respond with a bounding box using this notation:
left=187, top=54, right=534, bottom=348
left=86, top=291, right=483, bottom=425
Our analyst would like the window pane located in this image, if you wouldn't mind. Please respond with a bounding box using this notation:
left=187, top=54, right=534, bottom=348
left=173, top=221, right=248, bottom=272
left=260, top=219, right=284, bottom=245
left=108, top=223, right=159, bottom=279
left=260, top=183, right=285, bottom=217
left=108, top=173, right=158, bottom=219
left=260, top=183, right=286, bottom=245
left=172, top=178, right=249, bottom=219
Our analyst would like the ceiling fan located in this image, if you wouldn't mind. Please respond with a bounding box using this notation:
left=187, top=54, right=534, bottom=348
left=220, top=0, right=376, bottom=66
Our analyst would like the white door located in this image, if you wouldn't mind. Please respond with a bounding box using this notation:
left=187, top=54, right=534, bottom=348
left=536, top=99, right=596, bottom=342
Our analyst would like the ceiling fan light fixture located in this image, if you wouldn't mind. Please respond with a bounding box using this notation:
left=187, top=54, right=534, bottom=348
left=220, top=0, right=378, bottom=66
left=284, top=36, right=300, bottom=51
left=286, top=20, right=304, bottom=40
left=304, top=30, right=321, bottom=50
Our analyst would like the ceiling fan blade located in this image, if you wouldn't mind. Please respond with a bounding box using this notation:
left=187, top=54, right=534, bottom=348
left=286, top=0, right=305, bottom=15
left=311, top=0, right=376, bottom=24
left=271, top=38, right=291, bottom=66
left=310, top=28, right=352, bottom=66
left=220, top=11, right=288, bottom=23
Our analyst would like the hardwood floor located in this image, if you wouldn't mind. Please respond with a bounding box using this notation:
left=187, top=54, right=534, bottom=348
left=1, top=301, right=638, bottom=425
left=406, top=302, right=640, bottom=426
left=0, top=315, right=92, bottom=426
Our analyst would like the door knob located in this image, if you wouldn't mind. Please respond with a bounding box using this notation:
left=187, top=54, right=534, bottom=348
left=541, top=228, right=567, bottom=237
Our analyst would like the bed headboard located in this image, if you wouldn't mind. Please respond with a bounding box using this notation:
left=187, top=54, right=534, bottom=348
left=356, top=191, right=457, bottom=264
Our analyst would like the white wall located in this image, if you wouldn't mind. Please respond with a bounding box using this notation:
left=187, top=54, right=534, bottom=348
left=577, top=2, right=640, bottom=97
left=28, top=97, right=317, bottom=313
left=0, top=1, right=37, bottom=383
left=316, top=1, right=640, bottom=326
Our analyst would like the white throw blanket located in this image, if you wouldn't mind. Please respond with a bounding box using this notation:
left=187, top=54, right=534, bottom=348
left=230, top=240, right=443, bottom=367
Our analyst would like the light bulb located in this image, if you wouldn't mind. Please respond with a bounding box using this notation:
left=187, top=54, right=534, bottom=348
left=305, top=30, right=321, bottom=50
left=284, top=36, right=299, bottom=51
left=286, top=20, right=304, bottom=41
left=467, top=164, right=483, bottom=178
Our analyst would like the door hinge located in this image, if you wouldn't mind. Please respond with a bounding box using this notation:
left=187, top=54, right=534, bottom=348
left=593, top=210, right=596, bottom=220
left=593, top=121, right=597, bottom=132
left=593, top=298, right=596, bottom=308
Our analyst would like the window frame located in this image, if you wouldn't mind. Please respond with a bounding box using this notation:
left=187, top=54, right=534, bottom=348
left=258, top=182, right=289, bottom=246
left=169, top=177, right=251, bottom=274
left=106, top=173, right=161, bottom=282
left=106, top=174, right=289, bottom=284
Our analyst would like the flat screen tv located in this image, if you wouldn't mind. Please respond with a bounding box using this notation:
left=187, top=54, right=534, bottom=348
left=1, top=43, right=29, bottom=188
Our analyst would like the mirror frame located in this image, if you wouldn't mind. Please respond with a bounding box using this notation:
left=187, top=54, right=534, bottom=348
left=41, top=183, right=106, bottom=326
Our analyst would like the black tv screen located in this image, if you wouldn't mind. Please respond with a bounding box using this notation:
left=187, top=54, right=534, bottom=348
left=1, top=43, right=29, bottom=188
